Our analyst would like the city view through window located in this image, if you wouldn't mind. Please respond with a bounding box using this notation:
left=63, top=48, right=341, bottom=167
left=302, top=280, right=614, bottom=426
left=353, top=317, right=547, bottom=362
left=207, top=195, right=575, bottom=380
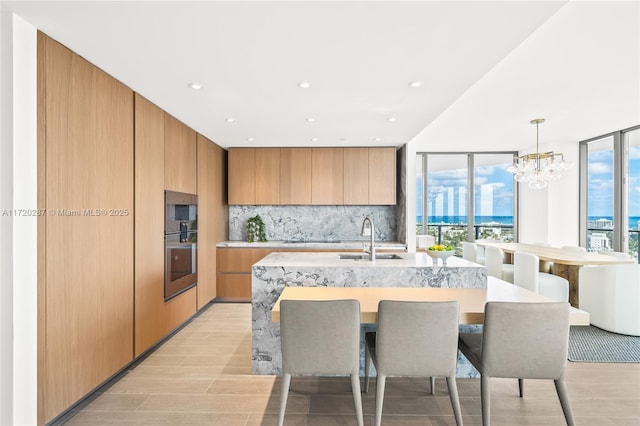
left=585, top=127, right=639, bottom=261
left=416, top=154, right=515, bottom=254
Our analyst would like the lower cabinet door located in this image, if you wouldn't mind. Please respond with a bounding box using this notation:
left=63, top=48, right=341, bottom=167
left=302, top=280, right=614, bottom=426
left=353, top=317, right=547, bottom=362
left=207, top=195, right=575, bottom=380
left=217, top=273, right=252, bottom=300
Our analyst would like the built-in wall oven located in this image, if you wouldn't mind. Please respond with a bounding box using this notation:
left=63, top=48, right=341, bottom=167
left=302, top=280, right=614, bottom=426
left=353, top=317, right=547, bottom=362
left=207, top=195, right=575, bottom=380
left=165, top=191, right=198, bottom=300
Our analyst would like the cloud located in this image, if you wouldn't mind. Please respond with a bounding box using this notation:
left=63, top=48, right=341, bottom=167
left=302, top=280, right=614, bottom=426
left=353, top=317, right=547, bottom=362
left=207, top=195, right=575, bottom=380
left=588, top=162, right=612, bottom=175
left=629, top=146, right=640, bottom=160
left=475, top=166, right=496, bottom=176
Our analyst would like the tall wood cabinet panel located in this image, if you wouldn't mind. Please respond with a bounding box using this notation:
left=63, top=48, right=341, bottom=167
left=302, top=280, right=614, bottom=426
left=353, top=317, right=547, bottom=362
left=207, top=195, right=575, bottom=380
left=38, top=34, right=135, bottom=423
left=280, top=148, right=312, bottom=204
left=228, top=148, right=255, bottom=204
left=134, top=94, right=197, bottom=358
left=197, top=134, right=228, bottom=310
left=164, top=113, right=197, bottom=194
left=312, top=148, right=344, bottom=204
left=255, top=148, right=281, bottom=204
left=343, top=148, right=369, bottom=205
left=369, top=147, right=397, bottom=205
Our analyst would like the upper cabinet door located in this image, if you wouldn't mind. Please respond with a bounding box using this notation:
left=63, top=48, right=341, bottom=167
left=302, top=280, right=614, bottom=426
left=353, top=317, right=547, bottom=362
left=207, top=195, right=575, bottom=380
left=255, top=148, right=281, bottom=204
left=228, top=148, right=256, bottom=205
left=343, top=148, right=369, bottom=205
left=369, top=147, right=396, bottom=205
left=164, top=113, right=197, bottom=194
left=280, top=148, right=312, bottom=204
left=312, top=148, right=344, bottom=205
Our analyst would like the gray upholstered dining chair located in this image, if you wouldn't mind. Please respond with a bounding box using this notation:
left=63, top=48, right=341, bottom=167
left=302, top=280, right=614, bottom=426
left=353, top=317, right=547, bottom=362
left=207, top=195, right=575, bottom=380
left=364, top=300, right=463, bottom=426
left=278, top=299, right=364, bottom=426
left=458, top=301, right=574, bottom=426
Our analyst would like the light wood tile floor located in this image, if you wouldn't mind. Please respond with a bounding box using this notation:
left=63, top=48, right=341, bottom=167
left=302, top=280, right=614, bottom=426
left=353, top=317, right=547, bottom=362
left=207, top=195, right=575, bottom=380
left=62, top=302, right=640, bottom=425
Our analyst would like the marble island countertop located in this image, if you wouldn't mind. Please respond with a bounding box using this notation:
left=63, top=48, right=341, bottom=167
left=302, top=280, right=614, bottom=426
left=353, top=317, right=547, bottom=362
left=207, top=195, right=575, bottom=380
left=251, top=250, right=487, bottom=376
left=255, top=251, right=475, bottom=268
left=216, top=240, right=407, bottom=250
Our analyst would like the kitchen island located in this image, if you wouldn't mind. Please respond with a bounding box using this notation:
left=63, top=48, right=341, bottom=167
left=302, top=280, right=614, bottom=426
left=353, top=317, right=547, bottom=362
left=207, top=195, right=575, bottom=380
left=251, top=251, right=486, bottom=376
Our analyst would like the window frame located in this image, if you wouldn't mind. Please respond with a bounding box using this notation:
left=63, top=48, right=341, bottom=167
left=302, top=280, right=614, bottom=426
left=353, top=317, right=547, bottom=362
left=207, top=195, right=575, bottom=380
left=417, top=151, right=519, bottom=242
left=579, top=124, right=640, bottom=255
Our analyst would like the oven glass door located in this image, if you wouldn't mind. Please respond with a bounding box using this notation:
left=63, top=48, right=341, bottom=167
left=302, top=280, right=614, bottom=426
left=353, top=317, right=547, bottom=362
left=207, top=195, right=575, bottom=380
left=165, top=232, right=197, bottom=300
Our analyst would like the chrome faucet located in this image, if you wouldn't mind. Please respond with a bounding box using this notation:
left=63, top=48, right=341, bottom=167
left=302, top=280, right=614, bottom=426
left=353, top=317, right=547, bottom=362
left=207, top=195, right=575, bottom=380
left=360, top=217, right=375, bottom=261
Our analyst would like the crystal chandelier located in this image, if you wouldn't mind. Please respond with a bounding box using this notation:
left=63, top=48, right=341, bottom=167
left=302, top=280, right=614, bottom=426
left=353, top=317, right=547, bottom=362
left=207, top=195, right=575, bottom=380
left=507, top=118, right=571, bottom=189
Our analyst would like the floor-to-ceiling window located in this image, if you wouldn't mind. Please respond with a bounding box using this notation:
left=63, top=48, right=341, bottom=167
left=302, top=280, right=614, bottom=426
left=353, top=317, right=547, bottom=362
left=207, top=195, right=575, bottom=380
left=580, top=125, right=640, bottom=262
left=417, top=152, right=517, bottom=253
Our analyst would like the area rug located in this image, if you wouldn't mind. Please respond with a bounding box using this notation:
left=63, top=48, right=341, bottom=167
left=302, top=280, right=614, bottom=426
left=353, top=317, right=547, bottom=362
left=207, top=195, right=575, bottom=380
left=568, top=325, right=640, bottom=362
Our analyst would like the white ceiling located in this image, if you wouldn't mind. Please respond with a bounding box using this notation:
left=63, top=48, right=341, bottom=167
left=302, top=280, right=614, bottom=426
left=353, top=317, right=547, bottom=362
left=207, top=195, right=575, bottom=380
left=4, top=1, right=639, bottom=151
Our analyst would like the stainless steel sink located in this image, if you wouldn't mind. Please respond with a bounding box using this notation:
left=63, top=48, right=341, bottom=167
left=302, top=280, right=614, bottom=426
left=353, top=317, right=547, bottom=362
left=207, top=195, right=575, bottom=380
left=338, top=253, right=402, bottom=260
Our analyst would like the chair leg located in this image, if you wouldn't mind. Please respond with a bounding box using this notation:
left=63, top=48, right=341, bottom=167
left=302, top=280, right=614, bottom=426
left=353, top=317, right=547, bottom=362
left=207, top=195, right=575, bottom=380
left=350, top=374, right=364, bottom=426
left=375, top=374, right=387, bottom=426
left=554, top=378, right=576, bottom=426
left=481, top=375, right=491, bottom=426
left=518, top=378, right=524, bottom=397
left=446, top=376, right=463, bottom=426
left=277, top=373, right=291, bottom=426
left=365, top=345, right=371, bottom=393
left=430, top=376, right=435, bottom=395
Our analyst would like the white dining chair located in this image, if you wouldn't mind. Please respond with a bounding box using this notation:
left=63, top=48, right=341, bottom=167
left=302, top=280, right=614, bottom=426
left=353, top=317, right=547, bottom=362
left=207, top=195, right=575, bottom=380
left=462, top=241, right=485, bottom=265
left=513, top=252, right=569, bottom=302
left=602, top=251, right=631, bottom=259
left=579, top=264, right=640, bottom=336
left=484, top=246, right=514, bottom=283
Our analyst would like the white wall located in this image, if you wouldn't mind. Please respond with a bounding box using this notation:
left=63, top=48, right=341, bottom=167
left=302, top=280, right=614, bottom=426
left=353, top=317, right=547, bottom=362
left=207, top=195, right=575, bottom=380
left=0, top=12, right=38, bottom=426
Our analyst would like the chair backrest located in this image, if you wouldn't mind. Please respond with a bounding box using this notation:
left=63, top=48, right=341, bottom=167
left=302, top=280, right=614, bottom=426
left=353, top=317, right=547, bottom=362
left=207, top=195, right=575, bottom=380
left=484, top=246, right=505, bottom=279
left=376, top=300, right=459, bottom=377
left=561, top=245, right=587, bottom=254
left=532, top=242, right=552, bottom=247
left=579, top=264, right=640, bottom=335
left=481, top=302, right=570, bottom=379
left=280, top=299, right=361, bottom=375
left=513, top=252, right=539, bottom=293
left=462, top=242, right=478, bottom=262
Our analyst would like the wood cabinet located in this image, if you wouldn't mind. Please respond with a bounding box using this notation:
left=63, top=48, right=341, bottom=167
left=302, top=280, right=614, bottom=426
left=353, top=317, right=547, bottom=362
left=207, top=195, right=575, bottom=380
left=133, top=94, right=197, bottom=358
left=197, top=134, right=228, bottom=309
left=255, top=148, right=281, bottom=204
left=228, top=148, right=255, bottom=204
left=227, top=147, right=395, bottom=205
left=312, top=148, right=344, bottom=204
left=343, top=147, right=369, bottom=205
left=38, top=33, right=135, bottom=424
left=369, top=147, right=396, bottom=204
left=228, top=147, right=280, bottom=204
left=164, top=113, right=197, bottom=194
left=217, top=248, right=272, bottom=301
left=280, top=148, right=312, bottom=204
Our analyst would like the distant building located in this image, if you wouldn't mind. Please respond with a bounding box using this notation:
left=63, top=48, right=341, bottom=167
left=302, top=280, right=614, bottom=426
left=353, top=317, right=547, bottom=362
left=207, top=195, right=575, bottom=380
left=589, top=218, right=613, bottom=229
left=588, top=232, right=611, bottom=250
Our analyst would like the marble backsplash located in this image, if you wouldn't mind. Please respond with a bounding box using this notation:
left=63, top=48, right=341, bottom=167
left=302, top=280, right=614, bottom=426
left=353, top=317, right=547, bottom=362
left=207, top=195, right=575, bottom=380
left=229, top=205, right=397, bottom=242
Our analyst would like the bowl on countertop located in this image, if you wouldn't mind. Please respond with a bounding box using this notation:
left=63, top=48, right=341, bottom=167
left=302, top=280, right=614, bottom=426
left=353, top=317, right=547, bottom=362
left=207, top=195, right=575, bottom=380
left=425, top=249, right=454, bottom=265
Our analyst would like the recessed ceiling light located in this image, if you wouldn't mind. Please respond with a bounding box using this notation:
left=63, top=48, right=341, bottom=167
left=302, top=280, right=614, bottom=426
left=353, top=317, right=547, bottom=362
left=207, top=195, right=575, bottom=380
left=247, top=138, right=254, bottom=142
left=225, top=118, right=235, bottom=123
left=387, top=117, right=397, bottom=122
left=373, top=138, right=383, bottom=142
left=310, top=138, right=318, bottom=142
left=339, top=138, right=347, bottom=142
left=408, top=81, right=423, bottom=88
left=188, top=83, right=203, bottom=90
left=298, top=81, right=311, bottom=89
left=306, top=118, right=316, bottom=123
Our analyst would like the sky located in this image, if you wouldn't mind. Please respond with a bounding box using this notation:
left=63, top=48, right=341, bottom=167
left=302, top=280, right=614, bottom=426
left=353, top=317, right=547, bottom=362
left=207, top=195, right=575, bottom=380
left=588, top=143, right=640, bottom=218
left=416, top=158, right=514, bottom=219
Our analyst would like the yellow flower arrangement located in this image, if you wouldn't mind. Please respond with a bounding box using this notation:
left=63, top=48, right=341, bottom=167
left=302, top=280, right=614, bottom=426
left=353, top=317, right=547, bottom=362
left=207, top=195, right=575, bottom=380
left=427, top=244, right=453, bottom=251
